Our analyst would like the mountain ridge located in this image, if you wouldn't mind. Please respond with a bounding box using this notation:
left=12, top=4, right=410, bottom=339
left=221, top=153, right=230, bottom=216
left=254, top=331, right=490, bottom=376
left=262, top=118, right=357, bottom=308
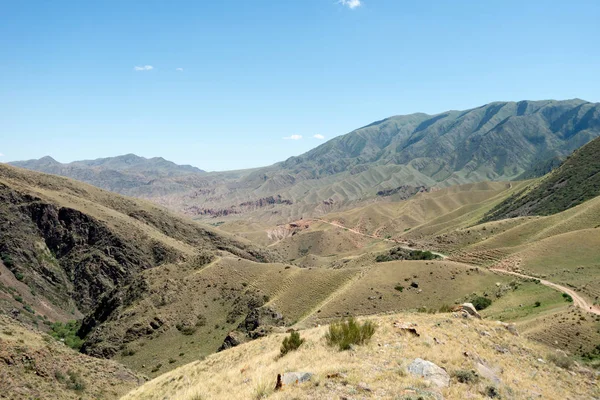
left=9, top=99, right=600, bottom=223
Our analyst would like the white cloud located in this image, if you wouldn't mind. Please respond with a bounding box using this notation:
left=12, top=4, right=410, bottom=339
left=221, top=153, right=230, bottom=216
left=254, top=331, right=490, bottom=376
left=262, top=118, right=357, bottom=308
left=313, top=134, right=325, bottom=140
left=133, top=65, right=154, bottom=71
left=283, top=135, right=303, bottom=140
left=0, top=153, right=4, bottom=157
left=339, top=0, right=361, bottom=9
left=176, top=67, right=184, bottom=71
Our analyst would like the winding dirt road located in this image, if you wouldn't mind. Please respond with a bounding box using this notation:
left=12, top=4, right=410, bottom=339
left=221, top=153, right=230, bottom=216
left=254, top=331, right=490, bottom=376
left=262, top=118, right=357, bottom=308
left=312, top=219, right=600, bottom=316
left=313, top=219, right=447, bottom=259
left=490, top=268, right=600, bottom=316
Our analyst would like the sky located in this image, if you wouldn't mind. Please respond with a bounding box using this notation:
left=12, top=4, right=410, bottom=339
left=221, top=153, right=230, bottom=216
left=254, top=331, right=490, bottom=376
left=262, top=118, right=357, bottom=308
left=1, top=0, right=599, bottom=171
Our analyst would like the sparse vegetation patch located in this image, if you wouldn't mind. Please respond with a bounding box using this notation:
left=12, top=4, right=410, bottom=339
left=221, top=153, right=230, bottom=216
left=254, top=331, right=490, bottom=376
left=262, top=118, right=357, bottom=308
left=325, top=317, right=376, bottom=351
left=376, top=248, right=440, bottom=262
left=280, top=331, right=305, bottom=356
left=49, top=320, right=84, bottom=350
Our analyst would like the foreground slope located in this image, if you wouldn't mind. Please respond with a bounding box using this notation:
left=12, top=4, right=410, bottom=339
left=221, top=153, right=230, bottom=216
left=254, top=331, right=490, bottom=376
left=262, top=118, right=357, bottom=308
left=0, top=315, right=142, bottom=400
left=122, top=313, right=599, bottom=400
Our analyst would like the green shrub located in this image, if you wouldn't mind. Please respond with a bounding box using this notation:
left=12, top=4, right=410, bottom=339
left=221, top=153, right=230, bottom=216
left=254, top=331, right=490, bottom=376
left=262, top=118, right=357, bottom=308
left=471, top=296, right=492, bottom=311
left=562, top=293, right=573, bottom=303
left=121, top=348, right=136, bottom=356
left=14, top=272, right=24, bottom=281
left=280, top=331, right=305, bottom=356
left=394, top=284, right=404, bottom=292
left=151, top=363, right=162, bottom=373
left=13, top=295, right=23, bottom=303
left=534, top=301, right=541, bottom=307
left=176, top=323, right=197, bottom=336
left=54, top=370, right=66, bottom=383
left=23, top=304, right=35, bottom=314
left=547, top=353, right=573, bottom=370
left=453, top=369, right=480, bottom=384
left=66, top=370, right=86, bottom=392
left=196, top=314, right=207, bottom=327
left=1, top=254, right=14, bottom=268
left=325, top=317, right=376, bottom=351
left=49, top=320, right=84, bottom=350
left=484, top=385, right=501, bottom=398
left=376, top=248, right=440, bottom=262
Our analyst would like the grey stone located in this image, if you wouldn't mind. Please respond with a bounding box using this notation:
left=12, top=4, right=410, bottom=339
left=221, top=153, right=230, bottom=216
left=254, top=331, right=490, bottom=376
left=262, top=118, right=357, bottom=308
left=282, top=372, right=313, bottom=385
left=476, top=362, right=501, bottom=385
left=407, top=358, right=450, bottom=388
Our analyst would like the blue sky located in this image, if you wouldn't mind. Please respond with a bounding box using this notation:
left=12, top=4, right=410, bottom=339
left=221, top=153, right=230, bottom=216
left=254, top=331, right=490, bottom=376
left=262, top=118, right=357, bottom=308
left=1, top=0, right=599, bottom=171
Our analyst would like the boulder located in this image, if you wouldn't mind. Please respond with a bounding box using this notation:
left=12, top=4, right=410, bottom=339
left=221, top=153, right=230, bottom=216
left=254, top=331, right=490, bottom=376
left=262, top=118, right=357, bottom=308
left=281, top=372, right=313, bottom=385
left=407, top=358, right=450, bottom=388
left=218, top=330, right=247, bottom=351
left=457, top=303, right=481, bottom=319
left=476, top=362, right=501, bottom=385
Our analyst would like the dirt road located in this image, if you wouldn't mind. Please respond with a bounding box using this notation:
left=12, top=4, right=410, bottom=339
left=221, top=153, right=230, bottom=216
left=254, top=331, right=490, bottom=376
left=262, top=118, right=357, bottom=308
left=314, top=219, right=447, bottom=259
left=490, top=268, right=600, bottom=316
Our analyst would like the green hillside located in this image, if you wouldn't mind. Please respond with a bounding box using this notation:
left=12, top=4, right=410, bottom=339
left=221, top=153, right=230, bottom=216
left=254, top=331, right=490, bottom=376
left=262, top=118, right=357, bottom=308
left=483, top=136, right=600, bottom=221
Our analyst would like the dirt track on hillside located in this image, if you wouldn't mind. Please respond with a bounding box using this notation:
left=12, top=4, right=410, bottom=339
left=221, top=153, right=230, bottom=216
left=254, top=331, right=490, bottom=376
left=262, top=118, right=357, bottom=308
left=313, top=219, right=447, bottom=259
left=490, top=268, right=600, bottom=316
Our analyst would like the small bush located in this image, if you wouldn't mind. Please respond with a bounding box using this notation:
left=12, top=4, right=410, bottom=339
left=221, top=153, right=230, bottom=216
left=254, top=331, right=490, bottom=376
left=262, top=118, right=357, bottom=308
left=471, top=296, right=492, bottom=311
left=548, top=353, right=573, bottom=370
left=23, top=304, right=35, bottom=314
left=121, top=348, right=136, bottom=356
left=280, top=331, right=305, bottom=356
left=562, top=293, right=573, bottom=303
left=325, top=317, right=376, bottom=351
left=54, top=370, right=66, bottom=383
left=454, top=369, right=480, bottom=384
left=534, top=301, right=541, bottom=307
left=13, top=295, right=23, bottom=303
left=151, top=363, right=162, bottom=373
left=196, top=314, right=207, bottom=327
left=14, top=272, right=24, bottom=281
left=484, top=385, right=500, bottom=398
left=66, top=370, right=86, bottom=392
left=176, top=323, right=197, bottom=336
left=394, top=284, right=404, bottom=292
left=1, top=254, right=14, bottom=268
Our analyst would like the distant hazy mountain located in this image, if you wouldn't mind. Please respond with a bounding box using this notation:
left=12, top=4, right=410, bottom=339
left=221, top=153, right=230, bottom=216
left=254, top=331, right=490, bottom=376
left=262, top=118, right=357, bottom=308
left=10, top=154, right=205, bottom=197
left=10, top=99, right=600, bottom=221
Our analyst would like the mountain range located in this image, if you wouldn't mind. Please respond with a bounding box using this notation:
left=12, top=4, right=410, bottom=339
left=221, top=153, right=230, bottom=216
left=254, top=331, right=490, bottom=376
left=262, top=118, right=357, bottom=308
left=10, top=154, right=205, bottom=199
left=10, top=99, right=600, bottom=223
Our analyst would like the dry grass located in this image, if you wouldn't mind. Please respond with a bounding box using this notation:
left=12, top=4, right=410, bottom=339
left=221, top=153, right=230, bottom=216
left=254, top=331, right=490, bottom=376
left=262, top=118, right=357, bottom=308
left=122, top=313, right=599, bottom=400
left=0, top=316, right=142, bottom=400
